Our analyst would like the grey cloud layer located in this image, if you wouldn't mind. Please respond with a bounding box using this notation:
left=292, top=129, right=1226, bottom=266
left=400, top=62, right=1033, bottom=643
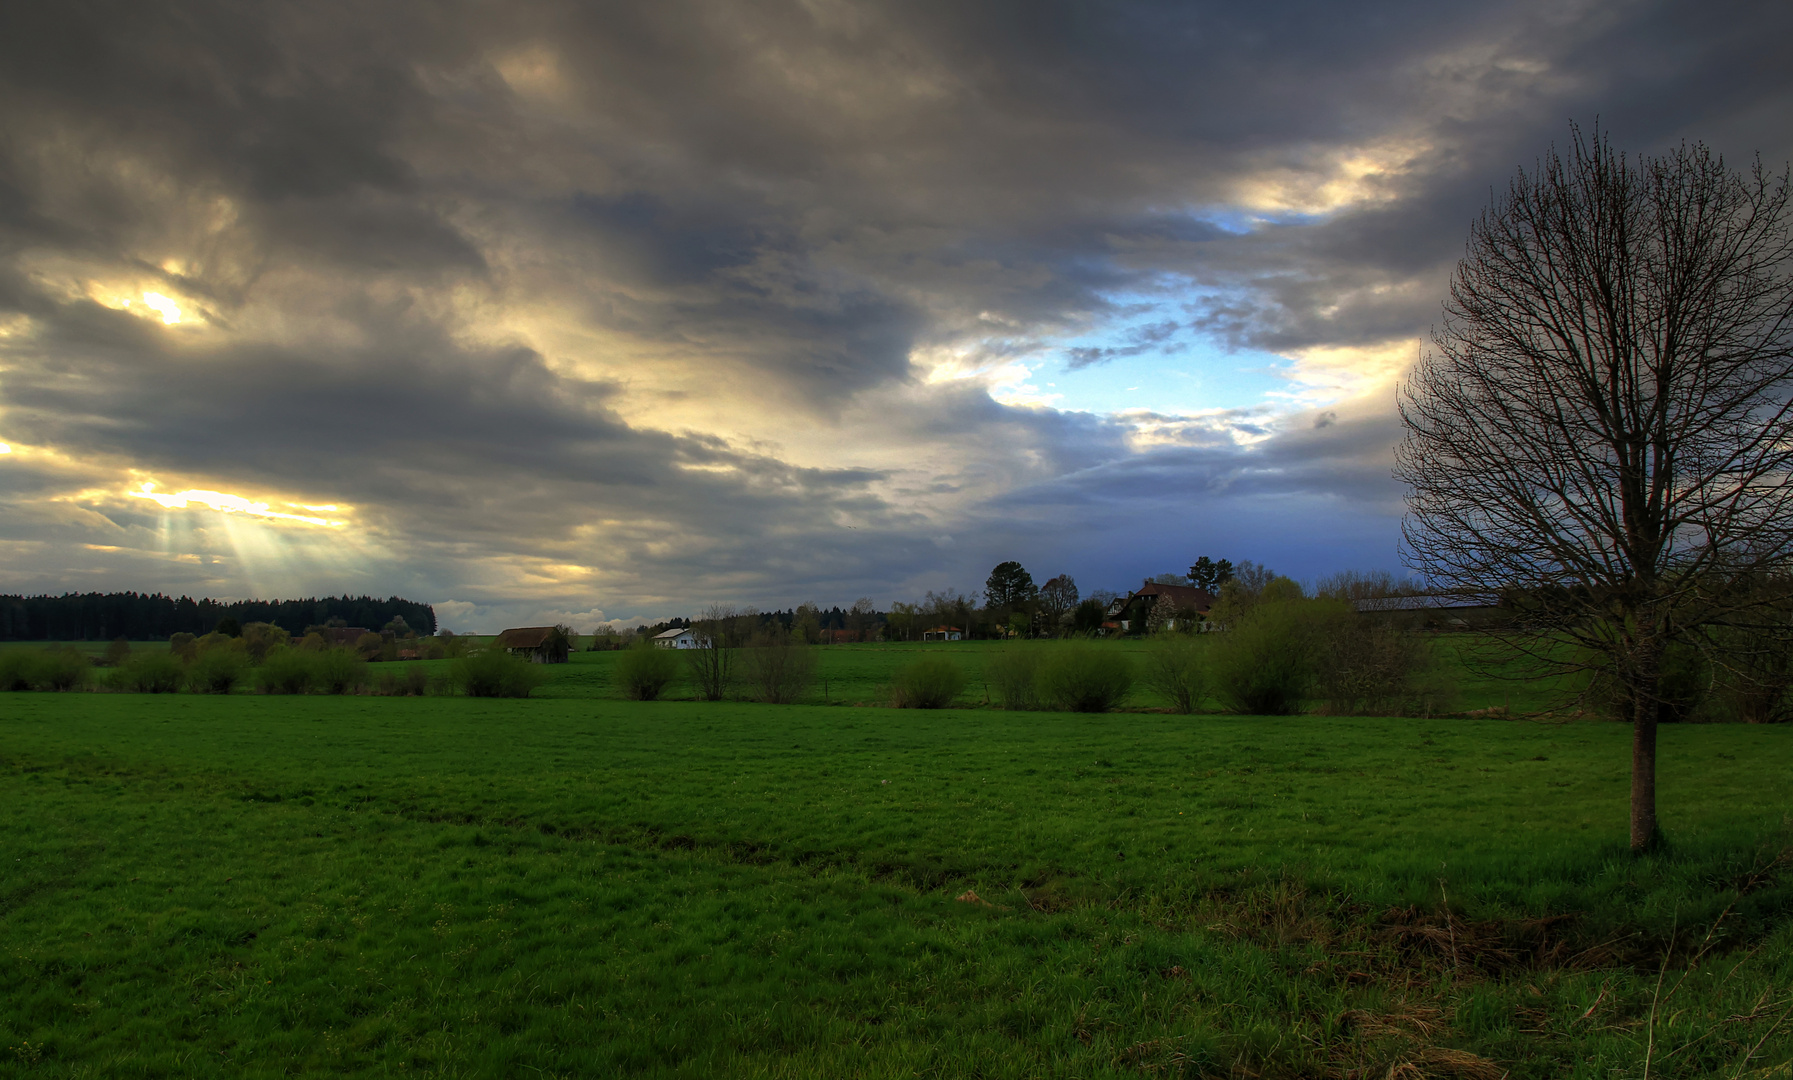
left=1, top=0, right=1789, bottom=622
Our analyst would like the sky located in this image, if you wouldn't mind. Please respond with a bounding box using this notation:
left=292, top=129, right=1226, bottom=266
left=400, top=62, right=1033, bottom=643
left=1, top=0, right=1790, bottom=632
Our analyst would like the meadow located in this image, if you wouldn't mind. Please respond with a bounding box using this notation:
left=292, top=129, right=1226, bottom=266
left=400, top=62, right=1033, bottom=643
left=0, top=642, right=1789, bottom=1077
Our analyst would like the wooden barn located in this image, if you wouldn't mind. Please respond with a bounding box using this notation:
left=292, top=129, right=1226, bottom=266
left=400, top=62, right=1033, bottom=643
left=493, top=626, right=571, bottom=664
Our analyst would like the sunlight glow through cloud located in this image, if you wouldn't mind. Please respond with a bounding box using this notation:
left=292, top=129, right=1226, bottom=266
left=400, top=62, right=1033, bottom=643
left=128, top=481, right=343, bottom=526
left=139, top=292, right=183, bottom=324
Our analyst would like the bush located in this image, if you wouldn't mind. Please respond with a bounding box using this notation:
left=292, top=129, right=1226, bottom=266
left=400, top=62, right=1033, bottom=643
left=239, top=622, right=289, bottom=663
left=0, top=648, right=95, bottom=691
left=376, top=665, right=432, bottom=696
left=315, top=648, right=369, bottom=695
left=615, top=642, right=680, bottom=701
left=258, top=647, right=316, bottom=694
left=984, top=649, right=1044, bottom=710
left=1209, top=600, right=1327, bottom=715
left=1312, top=611, right=1437, bottom=716
left=1143, top=635, right=1207, bottom=713
left=115, top=651, right=185, bottom=694
left=103, top=637, right=132, bottom=667
left=1037, top=642, right=1134, bottom=712
left=890, top=654, right=967, bottom=709
left=0, top=650, right=39, bottom=691
left=168, top=633, right=197, bottom=661
left=452, top=649, right=545, bottom=698
left=188, top=645, right=251, bottom=694
left=740, top=628, right=816, bottom=704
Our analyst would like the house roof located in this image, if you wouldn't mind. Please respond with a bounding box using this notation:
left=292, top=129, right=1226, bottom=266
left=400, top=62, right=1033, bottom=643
left=1127, top=582, right=1217, bottom=611
left=653, top=627, right=695, bottom=639
left=494, top=626, right=560, bottom=649
left=923, top=625, right=962, bottom=633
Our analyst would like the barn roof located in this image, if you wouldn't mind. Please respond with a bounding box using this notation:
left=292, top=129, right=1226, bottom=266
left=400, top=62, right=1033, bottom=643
left=494, top=626, right=559, bottom=649
left=1353, top=594, right=1498, bottom=613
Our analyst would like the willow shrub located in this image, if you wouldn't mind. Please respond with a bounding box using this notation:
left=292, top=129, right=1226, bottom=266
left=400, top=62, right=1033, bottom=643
left=890, top=654, right=967, bottom=709
left=740, top=628, right=816, bottom=704
left=984, top=649, right=1044, bottom=710
left=257, top=647, right=316, bottom=695
left=1143, top=634, right=1207, bottom=714
left=615, top=642, right=681, bottom=701
left=314, top=648, right=369, bottom=695
left=1209, top=600, right=1344, bottom=715
left=114, top=651, right=185, bottom=694
left=0, top=650, right=38, bottom=691
left=0, top=648, right=91, bottom=692
left=188, top=646, right=251, bottom=694
left=1037, top=641, right=1135, bottom=712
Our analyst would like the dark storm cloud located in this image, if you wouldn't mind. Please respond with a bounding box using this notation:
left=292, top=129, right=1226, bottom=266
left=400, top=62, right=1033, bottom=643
left=1, top=0, right=1789, bottom=615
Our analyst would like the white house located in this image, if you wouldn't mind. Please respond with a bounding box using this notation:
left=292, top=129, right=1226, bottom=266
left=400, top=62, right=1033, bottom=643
left=653, top=627, right=705, bottom=649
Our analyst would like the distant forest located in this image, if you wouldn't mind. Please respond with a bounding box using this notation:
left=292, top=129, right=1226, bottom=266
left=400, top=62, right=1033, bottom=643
left=0, top=593, right=438, bottom=641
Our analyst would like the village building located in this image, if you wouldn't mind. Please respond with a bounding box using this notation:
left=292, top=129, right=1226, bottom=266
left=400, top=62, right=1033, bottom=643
left=493, top=626, right=571, bottom=663
left=920, top=625, right=963, bottom=641
left=653, top=627, right=704, bottom=649
left=1107, top=580, right=1217, bottom=633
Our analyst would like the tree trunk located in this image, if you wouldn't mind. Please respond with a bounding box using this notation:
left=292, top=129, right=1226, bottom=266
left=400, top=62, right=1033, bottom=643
left=1629, top=671, right=1661, bottom=852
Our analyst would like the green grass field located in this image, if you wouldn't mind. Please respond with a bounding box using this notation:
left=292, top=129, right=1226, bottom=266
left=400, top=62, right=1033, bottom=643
left=1, top=635, right=1582, bottom=715
left=2, top=679, right=1789, bottom=1078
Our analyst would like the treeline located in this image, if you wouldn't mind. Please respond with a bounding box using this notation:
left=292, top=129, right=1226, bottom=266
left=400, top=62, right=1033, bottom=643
left=0, top=593, right=437, bottom=641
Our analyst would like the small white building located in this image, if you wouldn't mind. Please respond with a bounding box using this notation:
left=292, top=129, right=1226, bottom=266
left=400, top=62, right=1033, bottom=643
left=653, top=627, right=705, bottom=649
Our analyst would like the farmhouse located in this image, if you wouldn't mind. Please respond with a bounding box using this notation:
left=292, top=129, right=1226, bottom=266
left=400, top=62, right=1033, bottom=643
left=493, top=626, right=570, bottom=664
left=921, top=625, right=963, bottom=641
left=653, top=627, right=704, bottom=649
left=1109, top=581, right=1217, bottom=633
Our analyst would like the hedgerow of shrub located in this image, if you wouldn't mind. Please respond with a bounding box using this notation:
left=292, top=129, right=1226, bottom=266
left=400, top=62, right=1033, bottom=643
left=890, top=654, right=967, bottom=708
left=0, top=648, right=91, bottom=691
left=615, top=642, right=680, bottom=701
left=1037, top=642, right=1135, bottom=712
left=452, top=649, right=546, bottom=698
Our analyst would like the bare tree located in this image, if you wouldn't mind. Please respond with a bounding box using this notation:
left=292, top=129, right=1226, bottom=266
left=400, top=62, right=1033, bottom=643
left=923, top=588, right=975, bottom=636
left=1396, top=126, right=1793, bottom=850
left=685, top=605, right=753, bottom=700
left=1311, top=569, right=1422, bottom=601
left=740, top=624, right=817, bottom=703
left=845, top=597, right=879, bottom=639
left=1039, top=574, right=1079, bottom=633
